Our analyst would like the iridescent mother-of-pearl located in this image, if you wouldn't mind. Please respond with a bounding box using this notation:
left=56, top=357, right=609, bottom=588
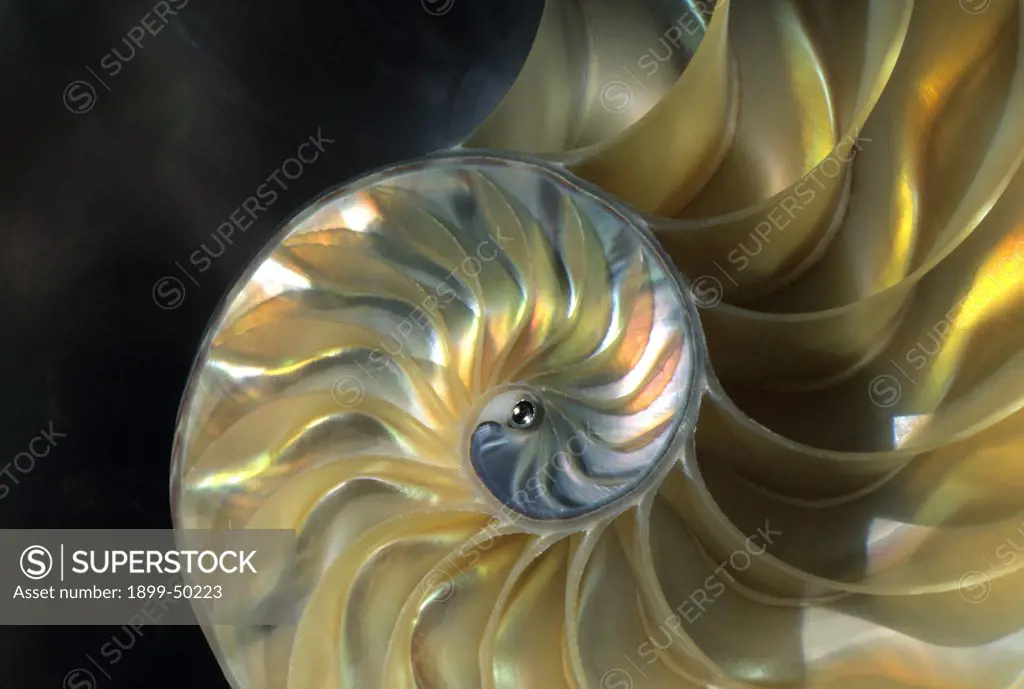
left=174, top=1, right=1024, bottom=686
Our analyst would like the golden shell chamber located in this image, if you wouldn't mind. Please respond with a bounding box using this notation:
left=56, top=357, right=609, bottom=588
left=172, top=0, right=1024, bottom=687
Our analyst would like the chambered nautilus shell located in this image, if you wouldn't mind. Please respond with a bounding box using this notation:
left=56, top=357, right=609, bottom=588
left=173, top=0, right=1024, bottom=687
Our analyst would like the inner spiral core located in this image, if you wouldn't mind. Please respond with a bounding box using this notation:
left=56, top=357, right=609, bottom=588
left=508, top=398, right=540, bottom=429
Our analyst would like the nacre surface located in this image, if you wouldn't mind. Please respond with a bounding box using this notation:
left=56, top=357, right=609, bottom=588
left=173, top=1, right=1024, bottom=687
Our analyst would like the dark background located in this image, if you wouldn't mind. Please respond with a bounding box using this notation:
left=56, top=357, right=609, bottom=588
left=0, top=0, right=541, bottom=685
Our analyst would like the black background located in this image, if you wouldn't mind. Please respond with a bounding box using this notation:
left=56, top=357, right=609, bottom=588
left=0, top=0, right=541, bottom=685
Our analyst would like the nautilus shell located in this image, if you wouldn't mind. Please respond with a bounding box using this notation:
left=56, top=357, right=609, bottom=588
left=173, top=0, right=1024, bottom=687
